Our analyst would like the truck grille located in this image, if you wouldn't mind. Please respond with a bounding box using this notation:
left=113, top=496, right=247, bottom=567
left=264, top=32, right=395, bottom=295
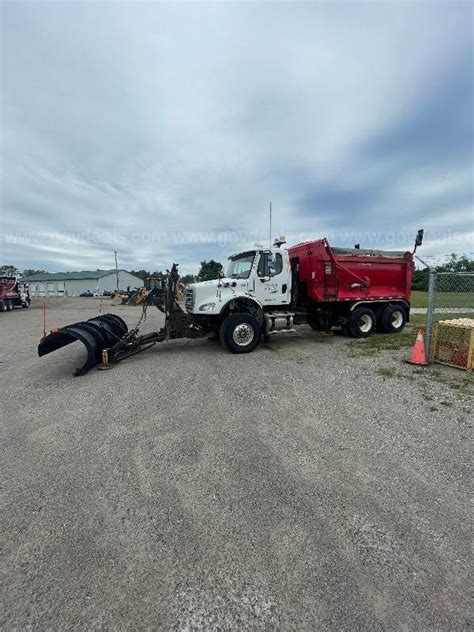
left=185, top=287, right=195, bottom=312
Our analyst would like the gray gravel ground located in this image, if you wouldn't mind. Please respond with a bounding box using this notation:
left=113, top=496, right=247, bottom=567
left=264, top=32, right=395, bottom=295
left=1, top=298, right=471, bottom=630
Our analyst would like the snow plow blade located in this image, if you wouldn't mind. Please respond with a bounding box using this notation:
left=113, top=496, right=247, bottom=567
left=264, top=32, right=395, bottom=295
left=38, top=314, right=128, bottom=376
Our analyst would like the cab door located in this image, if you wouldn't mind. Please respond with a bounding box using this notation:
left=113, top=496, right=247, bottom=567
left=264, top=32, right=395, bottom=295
left=254, top=252, right=290, bottom=306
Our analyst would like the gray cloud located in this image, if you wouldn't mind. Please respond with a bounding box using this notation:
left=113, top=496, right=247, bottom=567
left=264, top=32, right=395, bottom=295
left=1, top=1, right=472, bottom=273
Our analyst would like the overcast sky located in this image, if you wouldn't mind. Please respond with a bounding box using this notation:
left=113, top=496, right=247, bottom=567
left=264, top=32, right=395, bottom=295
left=1, top=1, right=473, bottom=274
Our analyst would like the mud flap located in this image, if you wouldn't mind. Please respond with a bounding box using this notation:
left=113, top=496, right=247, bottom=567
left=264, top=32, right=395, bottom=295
left=38, top=314, right=128, bottom=375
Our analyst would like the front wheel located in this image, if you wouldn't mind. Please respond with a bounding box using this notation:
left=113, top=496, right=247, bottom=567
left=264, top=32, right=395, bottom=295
left=348, top=307, right=376, bottom=338
left=220, top=313, right=262, bottom=354
left=6, top=300, right=13, bottom=311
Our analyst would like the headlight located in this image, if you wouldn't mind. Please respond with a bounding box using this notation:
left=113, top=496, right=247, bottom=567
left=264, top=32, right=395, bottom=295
left=199, top=302, right=216, bottom=311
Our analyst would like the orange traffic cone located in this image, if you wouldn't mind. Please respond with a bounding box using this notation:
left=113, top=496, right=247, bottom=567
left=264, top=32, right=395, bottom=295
left=406, top=329, right=428, bottom=366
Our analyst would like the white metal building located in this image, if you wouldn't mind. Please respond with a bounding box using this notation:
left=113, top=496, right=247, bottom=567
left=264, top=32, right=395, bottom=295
left=23, top=269, right=144, bottom=297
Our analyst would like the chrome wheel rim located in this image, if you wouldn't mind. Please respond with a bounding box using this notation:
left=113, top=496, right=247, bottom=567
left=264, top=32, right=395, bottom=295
left=391, top=311, right=403, bottom=328
left=358, top=314, right=373, bottom=333
left=232, top=323, right=254, bottom=346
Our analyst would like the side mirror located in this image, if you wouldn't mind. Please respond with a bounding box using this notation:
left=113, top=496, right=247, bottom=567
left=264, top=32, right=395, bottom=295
left=413, top=228, right=424, bottom=253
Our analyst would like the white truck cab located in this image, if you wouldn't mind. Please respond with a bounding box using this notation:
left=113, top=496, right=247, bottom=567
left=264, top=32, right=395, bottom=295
left=185, top=245, right=291, bottom=316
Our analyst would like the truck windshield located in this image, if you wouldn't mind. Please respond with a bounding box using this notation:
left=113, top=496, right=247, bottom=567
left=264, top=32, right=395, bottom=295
left=226, top=253, right=255, bottom=279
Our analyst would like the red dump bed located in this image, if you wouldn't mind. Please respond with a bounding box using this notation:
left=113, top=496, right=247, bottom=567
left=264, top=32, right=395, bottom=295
left=288, top=239, right=414, bottom=303
left=0, top=277, right=19, bottom=300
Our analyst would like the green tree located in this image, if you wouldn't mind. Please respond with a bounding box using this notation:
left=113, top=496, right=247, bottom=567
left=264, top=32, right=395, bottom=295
left=0, top=264, right=19, bottom=277
left=438, top=253, right=474, bottom=273
left=412, top=254, right=474, bottom=291
left=412, top=268, right=429, bottom=291
left=129, top=269, right=151, bottom=281
left=180, top=274, right=196, bottom=285
left=198, top=260, right=223, bottom=281
left=22, top=268, right=46, bottom=277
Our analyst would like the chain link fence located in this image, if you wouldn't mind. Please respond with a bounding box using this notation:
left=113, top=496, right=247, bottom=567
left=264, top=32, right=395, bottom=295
left=425, top=271, right=474, bottom=368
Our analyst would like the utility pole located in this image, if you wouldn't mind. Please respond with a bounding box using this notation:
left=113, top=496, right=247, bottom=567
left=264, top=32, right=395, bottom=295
left=114, top=250, right=119, bottom=291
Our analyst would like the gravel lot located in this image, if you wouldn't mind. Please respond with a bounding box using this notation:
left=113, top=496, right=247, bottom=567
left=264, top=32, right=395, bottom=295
left=1, top=298, right=471, bottom=630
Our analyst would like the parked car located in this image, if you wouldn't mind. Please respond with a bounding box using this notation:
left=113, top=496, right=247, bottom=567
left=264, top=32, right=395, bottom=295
left=79, top=291, right=94, bottom=297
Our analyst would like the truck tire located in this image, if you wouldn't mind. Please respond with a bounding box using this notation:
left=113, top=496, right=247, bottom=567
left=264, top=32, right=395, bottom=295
left=220, top=313, right=262, bottom=354
left=348, top=307, right=376, bottom=338
left=380, top=305, right=406, bottom=334
left=0, top=301, right=6, bottom=312
left=6, top=300, right=13, bottom=311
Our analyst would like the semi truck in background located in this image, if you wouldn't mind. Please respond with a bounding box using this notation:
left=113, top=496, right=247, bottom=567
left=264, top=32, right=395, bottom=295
left=0, top=277, right=31, bottom=312
left=38, top=230, right=423, bottom=374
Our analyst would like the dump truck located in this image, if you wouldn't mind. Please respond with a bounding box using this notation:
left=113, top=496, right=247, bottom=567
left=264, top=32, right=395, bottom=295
left=38, top=231, right=423, bottom=375
left=0, top=277, right=31, bottom=312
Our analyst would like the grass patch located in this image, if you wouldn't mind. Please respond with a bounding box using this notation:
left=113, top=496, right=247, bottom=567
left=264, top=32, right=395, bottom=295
left=349, top=327, right=416, bottom=357
left=377, top=368, right=397, bottom=379
left=411, top=291, right=428, bottom=308
left=376, top=367, right=416, bottom=381
left=347, top=312, right=473, bottom=364
left=410, top=313, right=426, bottom=328
left=411, top=291, right=474, bottom=310
left=426, top=369, right=474, bottom=395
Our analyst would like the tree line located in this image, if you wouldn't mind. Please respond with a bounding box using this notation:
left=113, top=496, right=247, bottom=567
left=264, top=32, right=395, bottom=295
left=129, top=260, right=224, bottom=284
left=412, top=254, right=474, bottom=291
left=0, top=266, right=47, bottom=278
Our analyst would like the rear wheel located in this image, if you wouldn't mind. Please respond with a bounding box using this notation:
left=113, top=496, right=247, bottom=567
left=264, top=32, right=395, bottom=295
left=6, top=300, right=13, bottom=311
left=0, top=301, right=6, bottom=312
left=380, top=305, right=406, bottom=333
left=348, top=307, right=376, bottom=338
left=220, top=313, right=262, bottom=354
